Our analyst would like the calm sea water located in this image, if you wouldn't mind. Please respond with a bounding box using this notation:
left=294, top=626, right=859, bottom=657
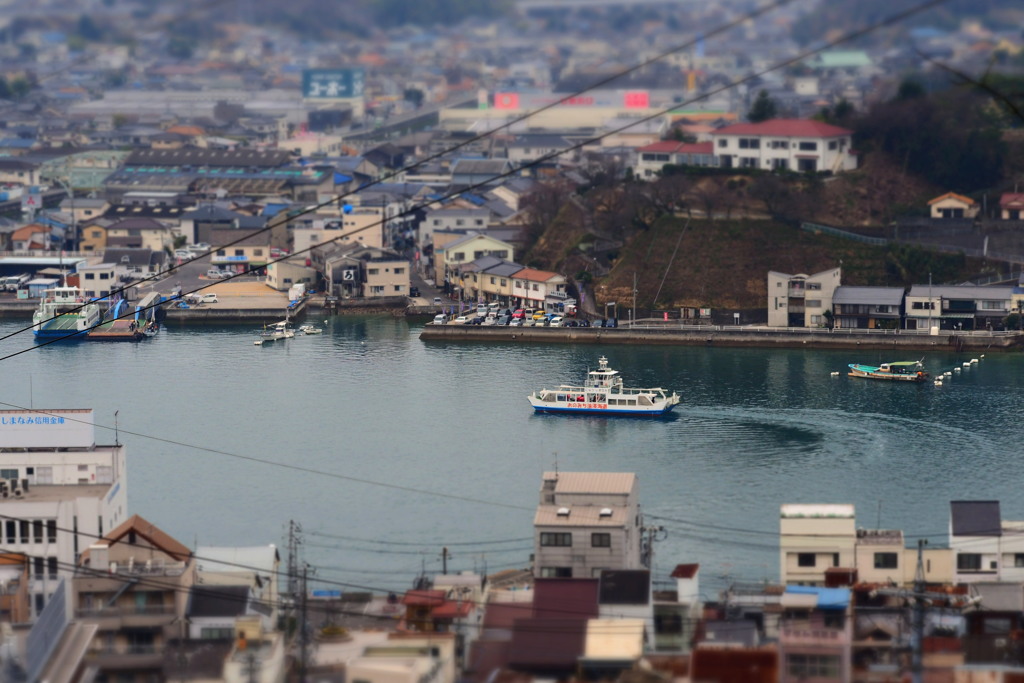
left=1, top=316, right=1022, bottom=594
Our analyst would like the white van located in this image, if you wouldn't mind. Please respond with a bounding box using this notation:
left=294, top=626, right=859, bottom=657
left=432, top=313, right=448, bottom=325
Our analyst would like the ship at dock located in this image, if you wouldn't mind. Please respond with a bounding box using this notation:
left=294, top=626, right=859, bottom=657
left=32, top=286, right=102, bottom=340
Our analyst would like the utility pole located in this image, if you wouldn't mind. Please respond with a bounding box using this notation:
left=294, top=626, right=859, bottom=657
left=875, top=540, right=976, bottom=683
left=298, top=564, right=309, bottom=683
left=287, top=521, right=302, bottom=600
left=632, top=271, right=637, bottom=327
left=441, top=546, right=450, bottom=575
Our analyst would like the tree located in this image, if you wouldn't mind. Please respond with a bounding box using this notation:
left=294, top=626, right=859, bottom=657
left=403, top=88, right=425, bottom=108
left=747, top=90, right=777, bottom=123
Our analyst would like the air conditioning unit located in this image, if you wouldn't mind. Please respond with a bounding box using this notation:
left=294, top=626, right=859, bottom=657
left=0, top=491, right=8, bottom=499
left=12, top=488, right=23, bottom=498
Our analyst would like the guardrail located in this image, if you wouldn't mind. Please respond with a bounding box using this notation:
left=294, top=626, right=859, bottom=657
left=801, top=222, right=888, bottom=246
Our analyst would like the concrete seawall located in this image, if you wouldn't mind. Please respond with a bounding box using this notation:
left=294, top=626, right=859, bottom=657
left=419, top=324, right=1024, bottom=352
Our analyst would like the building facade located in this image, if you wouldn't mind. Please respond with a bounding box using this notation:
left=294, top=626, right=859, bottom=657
left=0, top=408, right=128, bottom=620
left=711, top=120, right=857, bottom=173
left=533, top=472, right=644, bottom=580
left=767, top=268, right=842, bottom=328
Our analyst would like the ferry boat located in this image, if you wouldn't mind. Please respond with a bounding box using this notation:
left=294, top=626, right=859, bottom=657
left=32, top=286, right=102, bottom=340
left=528, top=356, right=680, bottom=415
left=847, top=360, right=929, bottom=382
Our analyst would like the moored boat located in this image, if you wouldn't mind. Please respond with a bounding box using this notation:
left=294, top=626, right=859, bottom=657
left=256, top=319, right=295, bottom=344
left=32, top=286, right=102, bottom=340
left=528, top=356, right=680, bottom=415
left=847, top=360, right=928, bottom=382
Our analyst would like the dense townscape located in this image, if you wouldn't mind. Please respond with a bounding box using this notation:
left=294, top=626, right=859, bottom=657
left=0, top=0, right=1022, bottom=680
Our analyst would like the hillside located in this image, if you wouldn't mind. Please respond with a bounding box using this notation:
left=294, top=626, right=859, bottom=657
left=540, top=217, right=977, bottom=313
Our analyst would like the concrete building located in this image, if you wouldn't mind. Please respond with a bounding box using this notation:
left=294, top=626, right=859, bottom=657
left=831, top=286, right=904, bottom=330
left=635, top=141, right=716, bottom=178
left=711, top=119, right=857, bottom=173
left=0, top=408, right=127, bottom=620
left=767, top=267, right=842, bottom=328
left=511, top=267, right=568, bottom=310
left=904, top=285, right=1014, bottom=331
left=533, top=472, right=644, bottom=579
left=435, top=233, right=514, bottom=289
left=950, top=501, right=1024, bottom=584
left=779, top=504, right=856, bottom=586
left=347, top=633, right=457, bottom=683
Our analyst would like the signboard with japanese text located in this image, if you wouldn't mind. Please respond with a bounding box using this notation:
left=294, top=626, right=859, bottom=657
left=0, top=409, right=95, bottom=449
left=302, top=68, right=365, bottom=100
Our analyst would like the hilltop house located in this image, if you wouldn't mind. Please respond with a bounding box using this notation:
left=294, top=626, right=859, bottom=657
left=711, top=119, right=857, bottom=173
left=767, top=267, right=842, bottom=327
left=928, top=192, right=979, bottom=219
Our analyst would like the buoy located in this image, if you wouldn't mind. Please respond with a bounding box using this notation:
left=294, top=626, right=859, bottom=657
left=944, top=372, right=952, bottom=377
left=254, top=340, right=262, bottom=346
left=963, top=362, right=971, bottom=367
left=980, top=354, right=985, bottom=359
left=830, top=371, right=839, bottom=377
left=971, top=358, right=979, bottom=364
left=954, top=367, right=961, bottom=373
left=934, top=380, right=943, bottom=386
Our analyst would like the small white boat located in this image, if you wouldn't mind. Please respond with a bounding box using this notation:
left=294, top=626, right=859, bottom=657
left=848, top=360, right=928, bottom=382
left=298, top=324, right=322, bottom=335
left=528, top=356, right=680, bottom=416
left=258, top=319, right=295, bottom=343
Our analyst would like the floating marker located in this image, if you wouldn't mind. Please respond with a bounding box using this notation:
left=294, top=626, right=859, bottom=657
left=934, top=379, right=943, bottom=386
left=971, top=358, right=979, bottom=364
left=830, top=371, right=840, bottom=377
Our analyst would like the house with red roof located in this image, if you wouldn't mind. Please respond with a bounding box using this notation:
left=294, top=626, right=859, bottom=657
left=999, top=193, right=1024, bottom=220
left=710, top=119, right=857, bottom=174
left=511, top=267, right=567, bottom=308
left=636, top=140, right=716, bottom=178
left=928, top=192, right=978, bottom=219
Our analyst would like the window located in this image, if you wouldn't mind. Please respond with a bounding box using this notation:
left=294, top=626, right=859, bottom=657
left=253, top=249, right=263, bottom=256
left=717, top=139, right=727, bottom=148
left=829, top=140, right=838, bottom=150
left=788, top=654, right=840, bottom=678
left=797, top=553, right=815, bottom=567
left=394, top=268, right=405, bottom=275
left=99, top=273, right=109, bottom=280
left=1015, top=554, right=1024, bottom=568
left=370, top=286, right=384, bottom=294
left=738, top=138, right=760, bottom=149
left=540, top=532, right=572, bottom=547
left=368, top=268, right=379, bottom=275
left=770, top=140, right=789, bottom=149
left=32, top=520, right=42, bottom=544
left=453, top=252, right=464, bottom=261
left=234, top=249, right=244, bottom=256
left=393, top=285, right=402, bottom=292
left=490, top=277, right=496, bottom=284
left=4, top=521, right=14, bottom=543
left=47, top=520, right=56, bottom=543
left=532, top=284, right=539, bottom=291
left=47, top=556, right=57, bottom=578
left=33, top=557, right=43, bottom=578
left=982, top=300, right=1005, bottom=310
left=200, top=627, right=235, bottom=640
left=500, top=279, right=507, bottom=286
left=217, top=250, right=226, bottom=256
left=806, top=300, right=821, bottom=308
left=91, top=230, right=102, bottom=238
left=592, top=533, right=611, bottom=548
left=0, top=468, right=16, bottom=480
left=798, top=141, right=818, bottom=151
left=739, top=157, right=758, bottom=168
left=874, top=552, right=898, bottom=569
left=806, top=283, right=821, bottom=290
left=912, top=301, right=935, bottom=310
left=85, top=273, right=95, bottom=280
left=456, top=219, right=464, bottom=226
left=540, top=567, right=572, bottom=578
left=957, top=553, right=982, bottom=571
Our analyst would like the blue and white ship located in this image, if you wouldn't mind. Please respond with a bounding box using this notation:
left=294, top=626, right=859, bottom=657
left=528, top=356, right=680, bottom=416
left=32, top=286, right=102, bottom=340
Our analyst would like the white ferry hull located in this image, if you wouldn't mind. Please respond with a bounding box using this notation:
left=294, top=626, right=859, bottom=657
left=528, top=356, right=681, bottom=416
left=528, top=399, right=678, bottom=416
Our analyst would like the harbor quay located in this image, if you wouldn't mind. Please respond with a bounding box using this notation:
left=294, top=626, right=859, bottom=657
left=419, top=321, right=1024, bottom=351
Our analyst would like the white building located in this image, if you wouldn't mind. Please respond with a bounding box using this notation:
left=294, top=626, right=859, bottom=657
left=533, top=472, right=643, bottom=579
left=711, top=119, right=857, bottom=173
left=767, top=267, right=842, bottom=328
left=950, top=500, right=1024, bottom=584
left=0, top=408, right=127, bottom=619
left=779, top=504, right=856, bottom=586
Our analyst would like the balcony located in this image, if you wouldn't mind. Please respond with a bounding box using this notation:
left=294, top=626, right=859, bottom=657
left=88, top=645, right=164, bottom=670
left=788, top=287, right=806, bottom=298
left=76, top=604, right=177, bottom=628
left=781, top=625, right=850, bottom=646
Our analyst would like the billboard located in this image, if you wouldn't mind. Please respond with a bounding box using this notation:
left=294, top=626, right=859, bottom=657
left=302, top=68, right=366, bottom=99
left=493, top=91, right=651, bottom=110
left=0, top=409, right=95, bottom=449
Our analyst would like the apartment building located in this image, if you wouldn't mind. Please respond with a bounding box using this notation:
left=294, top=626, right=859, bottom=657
left=533, top=472, right=643, bottom=579
left=767, top=267, right=842, bottom=327
left=0, top=408, right=128, bottom=620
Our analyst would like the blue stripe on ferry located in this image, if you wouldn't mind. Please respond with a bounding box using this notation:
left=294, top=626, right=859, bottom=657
left=533, top=406, right=676, bottom=416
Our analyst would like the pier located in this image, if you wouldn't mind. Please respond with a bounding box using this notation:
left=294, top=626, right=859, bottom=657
left=419, top=322, right=1024, bottom=351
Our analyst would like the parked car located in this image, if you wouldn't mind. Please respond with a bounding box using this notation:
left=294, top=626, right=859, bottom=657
left=549, top=315, right=564, bottom=327
left=206, top=269, right=227, bottom=279
left=189, top=242, right=212, bottom=253
left=468, top=316, right=485, bottom=325
left=409, top=287, right=420, bottom=298
left=432, top=313, right=448, bottom=324
left=512, top=309, right=526, bottom=320
left=509, top=318, right=524, bottom=327
left=433, top=297, right=443, bottom=305
left=532, top=311, right=547, bottom=321
left=453, top=315, right=469, bottom=324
